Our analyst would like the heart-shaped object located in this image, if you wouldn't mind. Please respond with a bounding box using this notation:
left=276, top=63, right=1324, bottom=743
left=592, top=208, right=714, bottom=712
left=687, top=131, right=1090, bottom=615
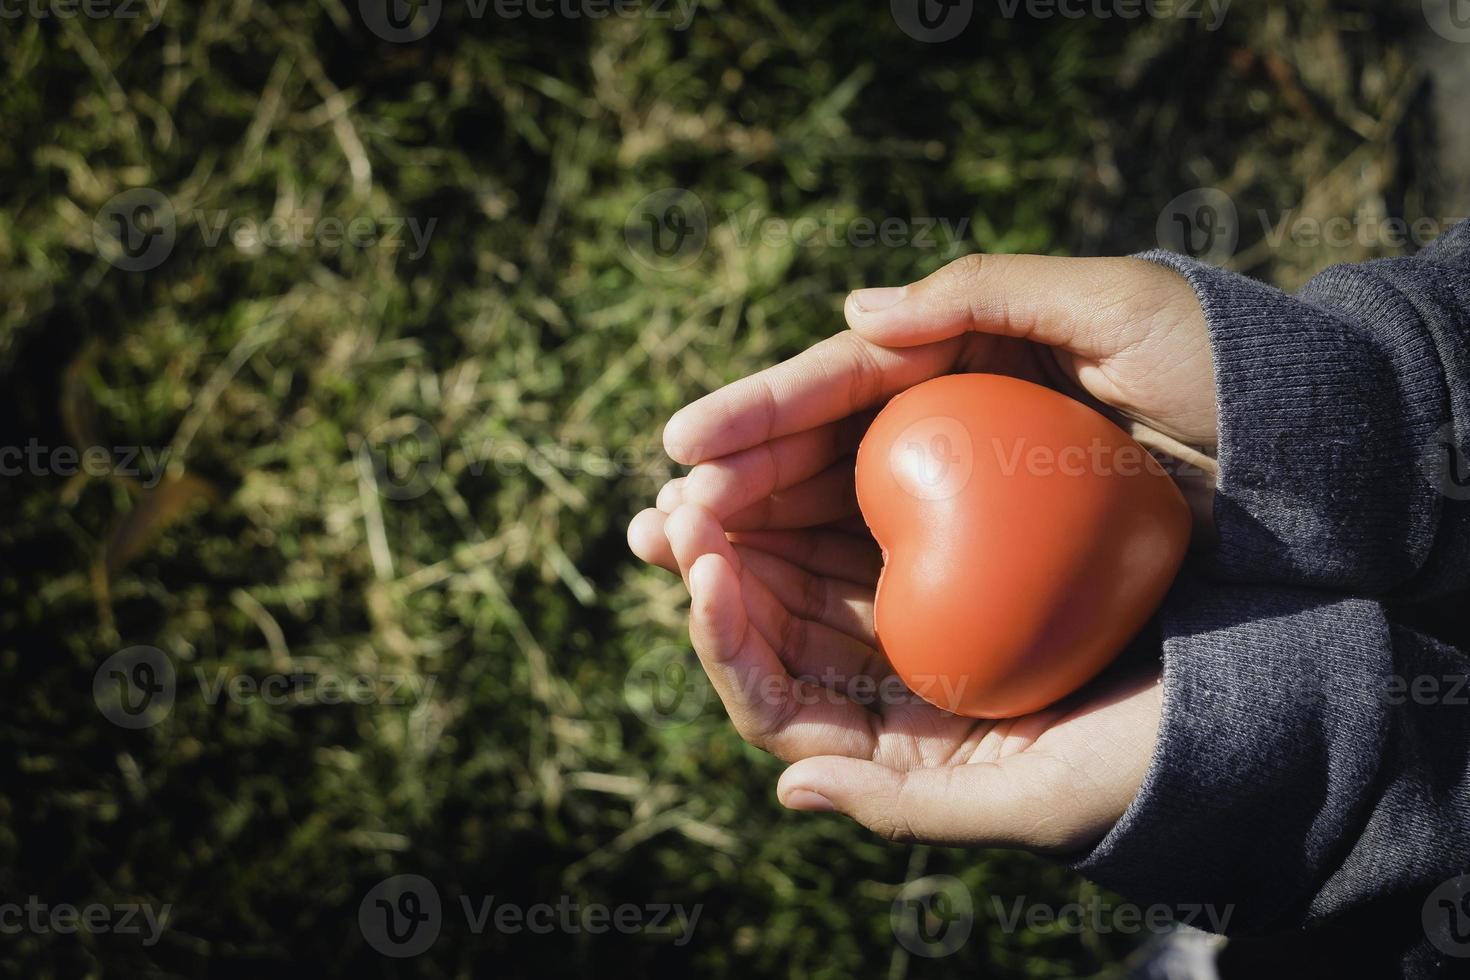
left=855, top=374, right=1191, bottom=718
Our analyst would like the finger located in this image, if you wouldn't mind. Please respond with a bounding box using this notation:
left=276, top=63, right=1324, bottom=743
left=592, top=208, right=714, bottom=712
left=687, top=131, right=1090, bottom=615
left=626, top=507, right=678, bottom=573
left=733, top=545, right=878, bottom=647
left=776, top=754, right=1070, bottom=849
left=686, top=552, right=878, bottom=763
left=656, top=477, right=686, bottom=513
left=634, top=508, right=885, bottom=586
left=728, top=527, right=882, bottom=585
left=663, top=331, right=963, bottom=465
left=668, top=505, right=887, bottom=691
left=664, top=501, right=743, bottom=587
left=722, top=461, right=859, bottom=531
left=681, top=413, right=871, bottom=519
left=845, top=254, right=1174, bottom=359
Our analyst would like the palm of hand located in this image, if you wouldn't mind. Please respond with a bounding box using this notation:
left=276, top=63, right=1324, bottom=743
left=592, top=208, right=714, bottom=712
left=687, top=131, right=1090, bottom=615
left=635, top=254, right=1207, bottom=847
left=659, top=493, right=1161, bottom=849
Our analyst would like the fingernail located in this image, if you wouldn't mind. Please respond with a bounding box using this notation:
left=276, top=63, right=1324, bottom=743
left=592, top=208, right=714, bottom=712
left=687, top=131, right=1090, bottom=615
left=849, top=286, right=907, bottom=313
left=782, top=788, right=835, bottom=812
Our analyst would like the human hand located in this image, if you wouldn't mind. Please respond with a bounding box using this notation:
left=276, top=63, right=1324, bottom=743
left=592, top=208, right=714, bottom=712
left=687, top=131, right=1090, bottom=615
left=647, top=254, right=1218, bottom=538
left=627, top=253, right=1209, bottom=846
left=634, top=501, right=1161, bottom=851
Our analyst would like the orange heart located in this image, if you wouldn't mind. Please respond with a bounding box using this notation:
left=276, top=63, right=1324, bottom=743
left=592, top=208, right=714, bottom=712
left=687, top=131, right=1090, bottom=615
left=855, top=374, right=1191, bottom=718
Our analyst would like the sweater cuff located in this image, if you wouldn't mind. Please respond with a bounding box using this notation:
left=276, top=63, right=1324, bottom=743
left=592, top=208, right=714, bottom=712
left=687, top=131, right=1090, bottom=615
left=1134, top=249, right=1450, bottom=593
left=1068, top=574, right=1392, bottom=933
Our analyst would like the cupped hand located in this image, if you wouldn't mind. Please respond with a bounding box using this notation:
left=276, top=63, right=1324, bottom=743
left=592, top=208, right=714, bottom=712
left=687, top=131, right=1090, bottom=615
left=627, top=253, right=1209, bottom=848
left=630, top=501, right=1160, bottom=851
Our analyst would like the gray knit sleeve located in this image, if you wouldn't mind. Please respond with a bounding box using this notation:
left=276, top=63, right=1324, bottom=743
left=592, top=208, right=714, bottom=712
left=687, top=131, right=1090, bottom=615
left=1067, top=226, right=1470, bottom=969
left=1072, top=577, right=1470, bottom=938
left=1139, top=223, right=1470, bottom=598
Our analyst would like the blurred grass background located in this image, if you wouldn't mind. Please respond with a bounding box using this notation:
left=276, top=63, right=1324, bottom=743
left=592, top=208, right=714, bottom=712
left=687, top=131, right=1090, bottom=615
left=0, top=0, right=1457, bottom=975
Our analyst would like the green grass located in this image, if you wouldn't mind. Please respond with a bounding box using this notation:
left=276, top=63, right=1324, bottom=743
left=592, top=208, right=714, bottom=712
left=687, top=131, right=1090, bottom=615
left=0, top=1, right=1437, bottom=975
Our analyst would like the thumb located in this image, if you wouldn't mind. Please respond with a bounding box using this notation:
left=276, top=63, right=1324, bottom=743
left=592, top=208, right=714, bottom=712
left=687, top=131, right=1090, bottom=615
left=776, top=754, right=1076, bottom=851
left=844, top=253, right=1183, bottom=360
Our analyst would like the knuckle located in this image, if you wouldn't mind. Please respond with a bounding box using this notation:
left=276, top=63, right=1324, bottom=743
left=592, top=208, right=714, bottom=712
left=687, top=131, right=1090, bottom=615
left=941, top=252, right=988, bottom=291
left=931, top=252, right=1008, bottom=334
left=843, top=337, right=887, bottom=411
left=936, top=252, right=1006, bottom=305
left=776, top=608, right=807, bottom=662
left=731, top=713, right=773, bottom=753
left=752, top=375, right=781, bottom=447
left=868, top=812, right=918, bottom=843
left=798, top=570, right=828, bottom=623
left=733, top=687, right=800, bottom=755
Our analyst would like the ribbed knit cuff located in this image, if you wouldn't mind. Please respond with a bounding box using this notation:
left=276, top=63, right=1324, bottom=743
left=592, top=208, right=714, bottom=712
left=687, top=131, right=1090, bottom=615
left=1135, top=249, right=1451, bottom=594
left=1069, top=574, right=1393, bottom=933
